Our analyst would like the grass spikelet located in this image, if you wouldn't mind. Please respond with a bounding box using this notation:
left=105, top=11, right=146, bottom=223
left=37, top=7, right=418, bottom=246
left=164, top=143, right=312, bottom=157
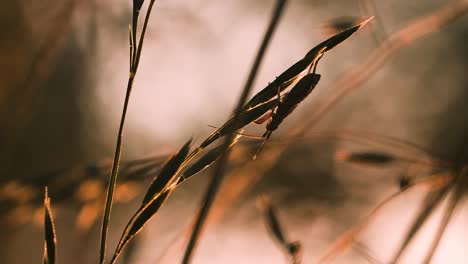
left=110, top=189, right=172, bottom=264
left=43, top=187, right=57, bottom=264
left=142, top=138, right=192, bottom=204
left=110, top=139, right=192, bottom=264
left=304, top=16, right=373, bottom=59
left=180, top=135, right=241, bottom=182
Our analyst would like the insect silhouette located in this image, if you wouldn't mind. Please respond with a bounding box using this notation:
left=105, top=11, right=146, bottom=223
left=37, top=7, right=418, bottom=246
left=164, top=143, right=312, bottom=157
left=253, top=56, right=323, bottom=159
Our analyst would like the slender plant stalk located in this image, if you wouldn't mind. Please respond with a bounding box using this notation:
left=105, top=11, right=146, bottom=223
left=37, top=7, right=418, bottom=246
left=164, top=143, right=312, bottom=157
left=99, top=1, right=157, bottom=263
left=181, top=1, right=288, bottom=263
left=421, top=165, right=468, bottom=263
left=389, top=185, right=452, bottom=263
left=317, top=173, right=452, bottom=263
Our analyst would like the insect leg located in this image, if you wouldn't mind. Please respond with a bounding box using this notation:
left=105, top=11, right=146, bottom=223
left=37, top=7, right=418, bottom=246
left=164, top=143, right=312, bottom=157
left=312, top=53, right=324, bottom=74
left=254, top=111, right=273, bottom=125
left=253, top=130, right=273, bottom=160
left=206, top=125, right=264, bottom=139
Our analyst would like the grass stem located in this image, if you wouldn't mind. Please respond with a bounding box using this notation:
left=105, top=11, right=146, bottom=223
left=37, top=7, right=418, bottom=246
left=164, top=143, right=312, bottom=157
left=181, top=0, right=288, bottom=262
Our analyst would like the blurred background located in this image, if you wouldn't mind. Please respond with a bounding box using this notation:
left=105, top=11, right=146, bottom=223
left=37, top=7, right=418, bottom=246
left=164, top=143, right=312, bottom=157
left=1, top=0, right=468, bottom=263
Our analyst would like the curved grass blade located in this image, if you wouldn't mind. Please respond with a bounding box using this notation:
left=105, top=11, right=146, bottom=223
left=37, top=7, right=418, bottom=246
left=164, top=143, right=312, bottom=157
left=110, top=139, right=192, bottom=263
left=181, top=135, right=241, bottom=182
left=134, top=0, right=145, bottom=12
left=142, top=138, right=192, bottom=204
left=43, top=187, right=57, bottom=264
left=111, top=189, right=172, bottom=264
left=304, top=17, right=373, bottom=59
left=200, top=97, right=282, bottom=149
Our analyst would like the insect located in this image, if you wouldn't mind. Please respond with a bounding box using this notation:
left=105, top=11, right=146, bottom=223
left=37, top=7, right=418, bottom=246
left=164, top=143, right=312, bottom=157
left=253, top=57, right=323, bottom=158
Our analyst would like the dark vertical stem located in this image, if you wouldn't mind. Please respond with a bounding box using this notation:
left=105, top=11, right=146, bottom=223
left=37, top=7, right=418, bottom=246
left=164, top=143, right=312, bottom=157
left=99, top=74, right=135, bottom=264
left=181, top=0, right=288, bottom=263
left=99, top=1, right=157, bottom=263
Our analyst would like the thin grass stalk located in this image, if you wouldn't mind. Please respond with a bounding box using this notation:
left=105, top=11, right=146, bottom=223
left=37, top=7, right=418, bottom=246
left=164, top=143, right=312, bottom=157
left=43, top=187, right=57, bottom=264
left=99, top=1, right=158, bottom=263
left=422, top=167, right=468, bottom=263
left=181, top=1, right=288, bottom=262
left=390, top=185, right=452, bottom=263
left=353, top=242, right=383, bottom=264
left=317, top=174, right=453, bottom=264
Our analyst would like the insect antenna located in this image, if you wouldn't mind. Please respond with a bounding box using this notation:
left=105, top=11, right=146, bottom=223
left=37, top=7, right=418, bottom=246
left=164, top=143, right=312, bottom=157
left=253, top=130, right=273, bottom=160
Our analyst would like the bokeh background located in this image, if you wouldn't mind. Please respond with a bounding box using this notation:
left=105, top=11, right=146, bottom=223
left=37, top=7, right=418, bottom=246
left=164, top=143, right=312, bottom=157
left=1, top=0, right=468, bottom=263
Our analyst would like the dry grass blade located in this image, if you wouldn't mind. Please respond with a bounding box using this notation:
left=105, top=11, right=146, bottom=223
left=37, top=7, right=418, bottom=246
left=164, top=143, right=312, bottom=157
left=111, top=189, right=172, bottom=264
left=142, top=138, right=192, bottom=204
left=43, top=187, right=57, bottom=264
left=200, top=97, right=282, bottom=149
left=99, top=0, right=158, bottom=262
left=390, top=185, right=452, bottom=263
left=182, top=0, right=288, bottom=262
left=180, top=136, right=241, bottom=182
left=422, top=168, right=468, bottom=263
left=133, top=0, right=144, bottom=12
left=318, top=191, right=403, bottom=264
left=110, top=139, right=192, bottom=263
left=304, top=17, right=373, bottom=59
